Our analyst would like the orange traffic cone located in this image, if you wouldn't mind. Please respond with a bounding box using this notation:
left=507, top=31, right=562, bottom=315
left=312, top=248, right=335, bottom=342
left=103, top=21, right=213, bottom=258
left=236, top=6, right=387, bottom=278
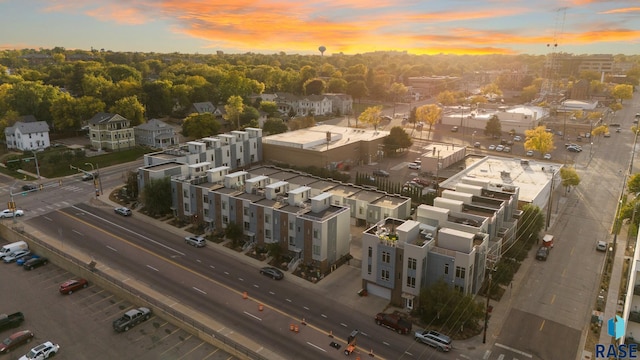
left=258, top=304, right=264, bottom=311
left=242, top=291, right=248, bottom=299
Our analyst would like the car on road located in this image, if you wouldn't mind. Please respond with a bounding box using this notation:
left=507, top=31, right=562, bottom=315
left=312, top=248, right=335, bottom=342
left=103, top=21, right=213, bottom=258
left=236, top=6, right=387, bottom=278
left=184, top=235, right=206, bottom=247
left=3, top=249, right=31, bottom=263
left=0, top=330, right=34, bottom=354
left=526, top=150, right=534, bottom=157
left=414, top=330, right=452, bottom=352
left=23, top=257, right=48, bottom=270
left=543, top=153, right=552, bottom=160
left=473, top=142, right=481, bottom=148
left=59, top=279, right=89, bottom=295
left=18, top=341, right=59, bottom=360
left=513, top=135, right=522, bottom=142
left=596, top=241, right=608, bottom=252
left=536, top=246, right=549, bottom=261
left=21, top=184, right=37, bottom=191
left=567, top=146, right=582, bottom=153
left=408, top=162, right=420, bottom=170
left=451, top=126, right=459, bottom=132
left=495, top=145, right=505, bottom=152
left=81, top=172, right=98, bottom=181
left=503, top=146, right=511, bottom=153
left=0, top=209, right=24, bottom=218
left=114, top=207, right=132, bottom=216
left=488, top=145, right=496, bottom=151
left=373, top=169, right=390, bottom=177
left=259, top=266, right=284, bottom=280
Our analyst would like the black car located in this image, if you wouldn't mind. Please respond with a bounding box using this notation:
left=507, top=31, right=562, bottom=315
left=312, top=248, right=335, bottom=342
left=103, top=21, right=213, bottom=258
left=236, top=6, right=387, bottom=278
left=21, top=184, right=37, bottom=191
left=535, top=247, right=549, bottom=261
left=373, top=169, right=390, bottom=177
left=23, top=256, right=48, bottom=270
left=259, top=266, right=284, bottom=280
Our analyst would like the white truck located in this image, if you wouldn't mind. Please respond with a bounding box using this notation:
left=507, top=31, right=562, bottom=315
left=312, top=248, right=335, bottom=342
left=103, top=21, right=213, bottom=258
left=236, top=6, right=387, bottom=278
left=0, top=241, right=28, bottom=259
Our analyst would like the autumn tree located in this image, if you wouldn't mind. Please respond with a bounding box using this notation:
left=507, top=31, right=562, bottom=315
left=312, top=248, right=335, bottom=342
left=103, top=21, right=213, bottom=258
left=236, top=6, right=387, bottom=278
left=415, top=104, right=442, bottom=140
left=524, top=126, right=555, bottom=157
left=224, top=95, right=244, bottom=129
left=436, top=90, right=457, bottom=106
left=560, top=167, right=581, bottom=195
left=591, top=125, right=609, bottom=138
left=182, top=113, right=221, bottom=139
left=259, top=101, right=279, bottom=117
left=346, top=80, right=368, bottom=104
left=358, top=106, right=383, bottom=130
left=612, top=84, right=633, bottom=104
left=388, top=82, right=408, bottom=116
left=481, top=83, right=503, bottom=99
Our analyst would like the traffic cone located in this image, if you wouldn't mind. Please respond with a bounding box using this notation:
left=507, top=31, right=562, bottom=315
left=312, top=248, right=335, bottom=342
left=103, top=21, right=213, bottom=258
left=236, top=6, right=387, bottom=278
left=289, top=323, right=295, bottom=331
left=294, top=325, right=299, bottom=333
left=242, top=291, right=248, bottom=299
left=258, top=304, right=264, bottom=311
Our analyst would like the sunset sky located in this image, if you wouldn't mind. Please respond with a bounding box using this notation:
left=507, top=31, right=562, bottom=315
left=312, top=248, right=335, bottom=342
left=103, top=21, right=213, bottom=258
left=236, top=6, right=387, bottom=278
left=1, top=0, right=639, bottom=56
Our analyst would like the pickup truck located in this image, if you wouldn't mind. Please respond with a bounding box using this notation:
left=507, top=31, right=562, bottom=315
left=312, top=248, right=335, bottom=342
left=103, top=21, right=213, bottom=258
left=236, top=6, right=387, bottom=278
left=0, top=312, right=25, bottom=332
left=113, top=307, right=151, bottom=332
left=374, top=312, right=412, bottom=334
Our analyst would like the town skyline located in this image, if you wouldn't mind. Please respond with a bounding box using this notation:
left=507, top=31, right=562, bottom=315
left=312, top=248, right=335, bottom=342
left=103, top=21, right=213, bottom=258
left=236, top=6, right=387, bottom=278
left=0, top=0, right=639, bottom=56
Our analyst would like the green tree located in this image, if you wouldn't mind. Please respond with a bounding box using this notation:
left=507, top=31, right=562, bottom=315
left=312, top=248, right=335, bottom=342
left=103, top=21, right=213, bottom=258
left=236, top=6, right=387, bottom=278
left=225, top=221, right=244, bottom=248
left=524, top=126, right=555, bottom=157
left=106, top=64, right=142, bottom=83
left=224, top=95, right=244, bottom=129
left=560, top=167, right=581, bottom=195
left=51, top=94, right=105, bottom=131
left=484, top=115, right=502, bottom=138
left=326, top=78, right=347, bottom=93
left=259, top=101, right=279, bottom=117
left=383, top=126, right=412, bottom=155
left=628, top=174, right=640, bottom=194
left=516, top=204, right=545, bottom=244
left=109, top=95, right=145, bottom=126
left=520, top=85, right=538, bottom=103
left=6, top=81, right=65, bottom=123
left=358, top=106, right=383, bottom=130
left=125, top=170, right=139, bottom=200
left=389, top=82, right=408, bottom=116
left=182, top=113, right=221, bottom=138
left=415, top=104, right=442, bottom=140
left=142, top=80, right=173, bottom=118
left=346, top=80, right=368, bottom=104
left=303, top=78, right=325, bottom=95
left=141, top=177, right=172, bottom=217
left=415, top=280, right=484, bottom=331
left=612, top=84, right=633, bottom=104
left=262, top=118, right=288, bottom=135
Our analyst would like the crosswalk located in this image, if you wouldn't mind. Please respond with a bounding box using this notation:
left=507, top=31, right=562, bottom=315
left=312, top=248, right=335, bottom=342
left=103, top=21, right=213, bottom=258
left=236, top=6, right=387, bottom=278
left=0, top=184, right=90, bottom=196
left=479, top=343, right=534, bottom=360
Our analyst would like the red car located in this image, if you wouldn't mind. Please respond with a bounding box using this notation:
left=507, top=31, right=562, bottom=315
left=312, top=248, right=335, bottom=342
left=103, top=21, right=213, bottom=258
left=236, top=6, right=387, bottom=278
left=59, top=278, right=89, bottom=294
left=0, top=330, right=34, bottom=354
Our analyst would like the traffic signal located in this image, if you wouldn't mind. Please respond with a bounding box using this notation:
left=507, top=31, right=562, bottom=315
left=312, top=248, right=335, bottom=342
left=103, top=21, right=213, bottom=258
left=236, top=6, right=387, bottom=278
left=95, top=189, right=100, bottom=197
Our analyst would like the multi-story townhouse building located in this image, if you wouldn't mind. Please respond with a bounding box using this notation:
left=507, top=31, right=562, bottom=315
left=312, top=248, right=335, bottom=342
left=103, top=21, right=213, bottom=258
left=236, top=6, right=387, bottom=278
left=172, top=165, right=351, bottom=273
left=4, top=116, right=50, bottom=151
left=134, top=119, right=179, bottom=149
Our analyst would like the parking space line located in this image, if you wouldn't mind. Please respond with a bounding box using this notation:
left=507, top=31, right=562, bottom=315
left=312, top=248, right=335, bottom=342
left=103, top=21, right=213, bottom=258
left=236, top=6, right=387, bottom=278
left=160, top=333, right=194, bottom=356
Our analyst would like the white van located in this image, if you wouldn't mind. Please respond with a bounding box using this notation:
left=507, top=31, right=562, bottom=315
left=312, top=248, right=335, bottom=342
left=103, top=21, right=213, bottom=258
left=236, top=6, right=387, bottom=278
left=0, top=241, right=28, bottom=259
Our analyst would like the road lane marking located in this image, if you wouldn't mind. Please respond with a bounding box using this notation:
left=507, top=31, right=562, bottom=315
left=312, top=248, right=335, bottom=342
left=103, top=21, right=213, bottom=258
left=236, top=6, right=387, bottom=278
left=72, top=229, right=83, bottom=236
left=209, top=265, right=215, bottom=269
left=304, top=306, right=310, bottom=310
left=146, top=265, right=159, bottom=272
left=269, top=291, right=275, bottom=295
left=193, top=287, right=207, bottom=295
left=562, top=268, right=567, bottom=277
left=539, top=319, right=546, bottom=331
left=286, top=298, right=292, bottom=302
left=244, top=311, right=262, bottom=321
left=497, top=355, right=505, bottom=360
left=382, top=341, right=390, bottom=346
left=550, top=294, right=556, bottom=304
left=224, top=271, right=229, bottom=275
left=571, top=246, right=575, bottom=256
left=307, top=342, right=326, bottom=352
left=321, top=314, right=327, bottom=318
left=253, top=284, right=259, bottom=288
left=106, top=245, right=118, bottom=252
left=340, top=323, right=348, bottom=327
left=483, top=350, right=491, bottom=359
left=495, top=343, right=533, bottom=358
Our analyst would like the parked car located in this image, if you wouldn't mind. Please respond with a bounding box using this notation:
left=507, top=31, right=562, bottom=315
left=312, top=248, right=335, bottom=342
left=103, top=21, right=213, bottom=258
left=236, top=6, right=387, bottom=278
left=543, top=153, right=552, bottom=160
left=18, top=341, right=59, bottom=360
left=260, top=266, right=284, bottom=280
left=184, top=235, right=206, bottom=247
left=408, top=162, right=420, bottom=170
left=536, top=246, right=549, bottom=261
left=488, top=145, right=496, bottom=151
left=0, top=209, right=24, bottom=218
left=473, top=142, right=481, bottom=148
left=596, top=241, right=608, bottom=252
left=495, top=145, right=505, bottom=152
left=451, top=126, right=458, bottom=132
left=513, top=135, right=522, bottom=142
left=0, top=330, right=34, bottom=354
left=16, top=254, right=38, bottom=266
left=114, top=207, right=132, bottom=216
left=503, top=146, right=511, bottom=153
left=23, top=256, right=48, bottom=270
left=604, top=133, right=611, bottom=138
left=526, top=150, right=534, bottom=157
left=373, top=169, right=390, bottom=177
left=3, top=249, right=31, bottom=263
left=59, top=279, right=89, bottom=295
left=567, top=146, right=582, bottom=153
left=414, top=330, right=452, bottom=352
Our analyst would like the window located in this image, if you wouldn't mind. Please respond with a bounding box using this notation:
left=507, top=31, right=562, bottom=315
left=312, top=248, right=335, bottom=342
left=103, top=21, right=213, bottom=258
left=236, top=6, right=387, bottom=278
left=455, top=266, right=466, bottom=279
left=244, top=222, right=250, bottom=230
left=184, top=203, right=189, bottom=212
left=368, top=247, right=372, bottom=258
left=381, top=269, right=390, bottom=281
left=265, top=229, right=271, bottom=239
left=289, top=222, right=294, bottom=230
left=407, top=276, right=416, bottom=288
left=313, top=229, right=318, bottom=239
left=367, top=264, right=372, bottom=275
left=444, top=263, right=449, bottom=275
left=221, top=202, right=226, bottom=210
left=244, top=207, right=249, bottom=216
left=203, top=195, right=208, bottom=203
left=408, top=258, right=417, bottom=270
left=222, top=216, right=228, bottom=224
left=183, top=190, right=188, bottom=198
left=203, top=209, right=209, bottom=217
left=289, top=236, right=295, bottom=246
left=312, top=244, right=320, bottom=255
left=265, top=214, right=271, bottom=223
left=382, top=251, right=391, bottom=263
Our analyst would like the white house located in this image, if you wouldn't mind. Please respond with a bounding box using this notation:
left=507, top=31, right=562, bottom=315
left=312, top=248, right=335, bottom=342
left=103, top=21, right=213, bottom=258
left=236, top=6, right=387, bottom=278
left=4, top=116, right=50, bottom=151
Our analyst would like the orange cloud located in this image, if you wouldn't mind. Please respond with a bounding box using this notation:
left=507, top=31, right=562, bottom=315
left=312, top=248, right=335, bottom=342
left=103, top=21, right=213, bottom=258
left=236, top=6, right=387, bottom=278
left=600, top=7, right=640, bottom=14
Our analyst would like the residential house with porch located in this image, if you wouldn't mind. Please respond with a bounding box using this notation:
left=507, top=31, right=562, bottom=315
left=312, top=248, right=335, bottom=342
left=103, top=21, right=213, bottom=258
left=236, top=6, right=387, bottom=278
left=134, top=119, right=178, bottom=149
left=4, top=115, right=50, bottom=151
left=88, top=112, right=135, bottom=151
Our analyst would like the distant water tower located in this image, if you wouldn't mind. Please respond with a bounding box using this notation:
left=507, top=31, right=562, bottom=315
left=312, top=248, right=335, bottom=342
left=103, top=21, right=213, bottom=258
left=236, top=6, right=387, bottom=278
left=318, top=46, right=326, bottom=56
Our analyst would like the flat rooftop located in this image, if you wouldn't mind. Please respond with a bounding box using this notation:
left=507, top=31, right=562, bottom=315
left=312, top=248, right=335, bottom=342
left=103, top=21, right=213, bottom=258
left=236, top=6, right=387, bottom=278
left=262, top=124, right=388, bottom=152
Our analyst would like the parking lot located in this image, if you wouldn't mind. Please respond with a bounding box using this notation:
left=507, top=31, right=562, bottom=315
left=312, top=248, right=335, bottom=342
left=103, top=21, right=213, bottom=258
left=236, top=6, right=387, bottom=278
left=0, top=248, right=237, bottom=360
